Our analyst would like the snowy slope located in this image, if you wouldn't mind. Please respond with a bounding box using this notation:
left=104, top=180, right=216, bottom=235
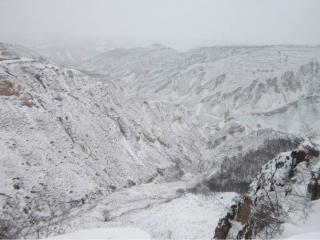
left=0, top=43, right=250, bottom=238
left=0, top=43, right=213, bottom=238
left=1, top=42, right=320, bottom=239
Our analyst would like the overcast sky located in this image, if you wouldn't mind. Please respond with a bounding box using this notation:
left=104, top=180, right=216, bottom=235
left=0, top=0, right=320, bottom=49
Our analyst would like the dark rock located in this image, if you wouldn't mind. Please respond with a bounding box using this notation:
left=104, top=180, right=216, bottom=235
left=275, top=161, right=284, bottom=169
left=308, top=178, right=320, bottom=201
left=291, top=150, right=307, bottom=165
left=214, top=204, right=237, bottom=239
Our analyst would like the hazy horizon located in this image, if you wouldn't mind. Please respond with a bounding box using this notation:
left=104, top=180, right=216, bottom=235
left=1, top=0, right=320, bottom=50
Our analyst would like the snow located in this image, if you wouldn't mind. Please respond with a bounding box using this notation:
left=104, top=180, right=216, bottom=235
left=280, top=200, right=320, bottom=239
left=50, top=227, right=150, bottom=239
left=105, top=192, right=238, bottom=239
left=285, top=231, right=320, bottom=239
left=1, top=42, right=320, bottom=239
left=52, top=181, right=238, bottom=240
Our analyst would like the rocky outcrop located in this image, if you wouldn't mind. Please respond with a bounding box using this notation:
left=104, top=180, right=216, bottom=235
left=308, top=178, right=320, bottom=201
left=214, top=197, right=252, bottom=239
left=214, top=144, right=320, bottom=239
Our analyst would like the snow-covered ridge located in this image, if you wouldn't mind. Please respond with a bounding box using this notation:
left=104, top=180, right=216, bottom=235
left=84, top=44, right=320, bottom=138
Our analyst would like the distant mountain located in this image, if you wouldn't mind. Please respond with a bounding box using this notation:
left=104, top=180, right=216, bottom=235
left=84, top=45, right=320, bottom=138
left=35, top=45, right=111, bottom=65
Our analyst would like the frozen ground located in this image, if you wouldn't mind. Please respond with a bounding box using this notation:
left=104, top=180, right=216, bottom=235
left=50, top=181, right=238, bottom=239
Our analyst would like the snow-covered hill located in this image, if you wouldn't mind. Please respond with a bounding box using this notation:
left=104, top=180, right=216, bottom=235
left=0, top=43, right=217, bottom=238
left=35, top=45, right=111, bottom=66
left=83, top=44, right=320, bottom=189
left=85, top=45, right=320, bottom=136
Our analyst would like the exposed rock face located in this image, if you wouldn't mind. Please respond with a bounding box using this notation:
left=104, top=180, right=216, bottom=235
left=214, top=197, right=252, bottom=239
left=235, top=197, right=252, bottom=225
left=214, top=145, right=320, bottom=239
left=214, top=206, right=235, bottom=239
left=306, top=147, right=320, bottom=200
left=308, top=178, right=320, bottom=201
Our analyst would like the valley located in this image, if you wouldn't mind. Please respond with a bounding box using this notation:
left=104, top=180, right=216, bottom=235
left=0, top=42, right=320, bottom=239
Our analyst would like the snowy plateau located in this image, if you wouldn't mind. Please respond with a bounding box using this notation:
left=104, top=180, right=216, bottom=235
left=0, top=43, right=320, bottom=239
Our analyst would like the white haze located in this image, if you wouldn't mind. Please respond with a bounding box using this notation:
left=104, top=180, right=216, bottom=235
left=0, top=0, right=320, bottom=50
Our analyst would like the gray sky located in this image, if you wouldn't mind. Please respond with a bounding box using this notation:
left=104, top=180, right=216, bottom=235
left=0, top=0, right=320, bottom=49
